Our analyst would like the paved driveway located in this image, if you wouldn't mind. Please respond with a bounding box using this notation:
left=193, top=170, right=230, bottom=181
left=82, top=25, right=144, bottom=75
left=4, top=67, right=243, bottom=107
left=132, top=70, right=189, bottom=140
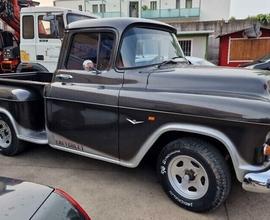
left=0, top=145, right=269, bottom=220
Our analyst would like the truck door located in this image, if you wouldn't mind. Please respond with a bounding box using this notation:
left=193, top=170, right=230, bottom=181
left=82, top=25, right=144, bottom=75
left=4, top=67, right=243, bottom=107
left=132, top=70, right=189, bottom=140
left=35, top=13, right=64, bottom=72
left=45, top=30, right=122, bottom=160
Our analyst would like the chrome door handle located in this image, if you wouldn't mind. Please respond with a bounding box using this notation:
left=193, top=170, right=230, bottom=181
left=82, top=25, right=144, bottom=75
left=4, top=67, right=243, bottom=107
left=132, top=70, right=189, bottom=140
left=55, top=74, right=73, bottom=80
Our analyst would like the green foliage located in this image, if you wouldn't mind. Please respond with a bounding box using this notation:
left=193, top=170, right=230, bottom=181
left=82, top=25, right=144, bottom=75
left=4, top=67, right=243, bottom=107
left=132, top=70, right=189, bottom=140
left=248, top=14, right=270, bottom=25
left=141, top=5, right=148, bottom=11
left=229, top=16, right=236, bottom=21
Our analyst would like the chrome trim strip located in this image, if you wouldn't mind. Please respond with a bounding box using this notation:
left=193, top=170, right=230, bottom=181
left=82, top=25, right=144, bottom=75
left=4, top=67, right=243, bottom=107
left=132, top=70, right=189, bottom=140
left=50, top=144, right=122, bottom=166
left=126, top=118, right=144, bottom=125
left=1, top=104, right=266, bottom=181
left=242, top=169, right=270, bottom=193
left=17, top=132, right=48, bottom=145
left=44, top=96, right=118, bottom=109
left=47, top=123, right=270, bottom=182
left=119, top=105, right=270, bottom=126
left=45, top=96, right=270, bottom=126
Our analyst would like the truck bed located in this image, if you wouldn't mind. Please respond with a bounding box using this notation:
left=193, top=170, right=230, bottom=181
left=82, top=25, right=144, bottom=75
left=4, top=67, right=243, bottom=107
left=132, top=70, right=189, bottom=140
left=0, top=72, right=53, bottom=95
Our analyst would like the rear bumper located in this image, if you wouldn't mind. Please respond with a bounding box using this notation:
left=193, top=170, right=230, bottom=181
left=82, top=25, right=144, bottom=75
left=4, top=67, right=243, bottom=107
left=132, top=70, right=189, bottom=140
left=242, top=169, right=270, bottom=193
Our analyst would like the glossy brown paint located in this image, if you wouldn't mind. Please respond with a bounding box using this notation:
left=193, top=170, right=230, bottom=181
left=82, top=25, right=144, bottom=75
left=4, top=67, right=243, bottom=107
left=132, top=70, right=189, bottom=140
left=0, top=18, right=270, bottom=168
left=45, top=69, right=123, bottom=158
left=118, top=66, right=270, bottom=164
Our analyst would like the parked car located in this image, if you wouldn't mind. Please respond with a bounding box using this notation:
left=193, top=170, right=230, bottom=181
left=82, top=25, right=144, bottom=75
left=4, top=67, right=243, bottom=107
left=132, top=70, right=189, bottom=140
left=0, top=176, right=91, bottom=220
left=0, top=18, right=270, bottom=212
left=186, top=56, right=216, bottom=66
left=240, top=54, right=270, bottom=70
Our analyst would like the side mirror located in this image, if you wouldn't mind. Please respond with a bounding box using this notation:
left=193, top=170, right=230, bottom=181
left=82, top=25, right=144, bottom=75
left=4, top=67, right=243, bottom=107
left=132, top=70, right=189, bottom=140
left=83, top=60, right=101, bottom=74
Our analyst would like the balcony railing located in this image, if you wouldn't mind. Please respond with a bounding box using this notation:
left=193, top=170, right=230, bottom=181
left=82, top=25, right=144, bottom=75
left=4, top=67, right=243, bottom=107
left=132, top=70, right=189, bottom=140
left=93, top=11, right=122, bottom=18
left=142, top=8, right=200, bottom=19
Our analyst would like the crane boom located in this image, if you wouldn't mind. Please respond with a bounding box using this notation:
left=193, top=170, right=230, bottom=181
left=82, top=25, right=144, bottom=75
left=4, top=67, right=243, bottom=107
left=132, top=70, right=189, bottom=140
left=0, top=0, right=39, bottom=39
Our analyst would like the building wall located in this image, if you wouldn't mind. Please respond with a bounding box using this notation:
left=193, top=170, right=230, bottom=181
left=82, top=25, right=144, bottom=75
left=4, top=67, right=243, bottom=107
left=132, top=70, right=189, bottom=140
left=178, top=35, right=207, bottom=58
left=53, top=0, right=85, bottom=11
left=54, top=0, right=201, bottom=18
left=192, top=36, right=207, bottom=58
left=200, top=0, right=230, bottom=21
left=54, top=0, right=270, bottom=21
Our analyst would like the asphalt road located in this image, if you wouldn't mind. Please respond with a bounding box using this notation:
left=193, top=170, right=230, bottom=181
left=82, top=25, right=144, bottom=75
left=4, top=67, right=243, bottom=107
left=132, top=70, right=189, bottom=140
left=0, top=144, right=269, bottom=220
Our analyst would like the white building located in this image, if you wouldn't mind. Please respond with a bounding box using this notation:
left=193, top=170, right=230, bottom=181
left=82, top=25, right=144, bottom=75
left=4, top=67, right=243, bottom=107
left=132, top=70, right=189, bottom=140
left=53, top=0, right=270, bottom=60
left=54, top=0, right=270, bottom=22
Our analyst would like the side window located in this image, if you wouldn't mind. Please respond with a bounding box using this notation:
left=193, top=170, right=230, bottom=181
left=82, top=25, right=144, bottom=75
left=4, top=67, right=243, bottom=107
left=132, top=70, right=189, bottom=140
left=23, top=15, right=34, bottom=39
left=98, top=33, right=114, bottom=70
left=38, top=15, right=64, bottom=39
left=66, top=33, right=99, bottom=70
left=66, top=32, right=114, bottom=71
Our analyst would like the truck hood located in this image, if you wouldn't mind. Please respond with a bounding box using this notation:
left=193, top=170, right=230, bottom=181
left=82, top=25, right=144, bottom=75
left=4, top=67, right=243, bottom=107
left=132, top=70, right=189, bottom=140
left=147, top=66, right=270, bottom=100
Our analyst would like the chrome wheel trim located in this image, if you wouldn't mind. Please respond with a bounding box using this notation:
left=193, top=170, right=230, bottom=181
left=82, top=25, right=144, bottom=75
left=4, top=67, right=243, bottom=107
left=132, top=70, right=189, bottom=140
left=0, top=120, right=12, bottom=149
left=168, top=155, right=209, bottom=200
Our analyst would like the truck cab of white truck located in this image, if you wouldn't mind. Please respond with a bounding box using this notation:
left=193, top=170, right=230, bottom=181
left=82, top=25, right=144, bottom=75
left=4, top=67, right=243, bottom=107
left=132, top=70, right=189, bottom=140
left=19, top=7, right=95, bottom=73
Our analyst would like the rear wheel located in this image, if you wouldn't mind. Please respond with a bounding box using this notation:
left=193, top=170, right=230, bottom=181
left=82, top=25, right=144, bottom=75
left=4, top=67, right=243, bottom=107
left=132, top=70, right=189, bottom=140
left=157, top=137, right=231, bottom=212
left=0, top=115, right=25, bottom=156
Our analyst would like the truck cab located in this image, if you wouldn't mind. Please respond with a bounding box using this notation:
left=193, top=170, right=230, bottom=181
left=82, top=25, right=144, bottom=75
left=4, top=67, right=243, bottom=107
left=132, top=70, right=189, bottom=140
left=19, top=7, right=95, bottom=73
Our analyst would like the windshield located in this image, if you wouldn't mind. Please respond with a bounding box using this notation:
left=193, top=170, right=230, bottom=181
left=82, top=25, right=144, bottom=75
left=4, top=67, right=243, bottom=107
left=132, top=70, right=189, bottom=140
left=259, top=54, right=270, bottom=63
left=38, top=15, right=64, bottom=39
left=117, top=27, right=184, bottom=69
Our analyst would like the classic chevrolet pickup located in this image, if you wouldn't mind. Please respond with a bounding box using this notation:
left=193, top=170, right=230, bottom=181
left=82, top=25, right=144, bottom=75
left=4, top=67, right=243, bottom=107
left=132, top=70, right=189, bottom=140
left=0, top=18, right=270, bottom=212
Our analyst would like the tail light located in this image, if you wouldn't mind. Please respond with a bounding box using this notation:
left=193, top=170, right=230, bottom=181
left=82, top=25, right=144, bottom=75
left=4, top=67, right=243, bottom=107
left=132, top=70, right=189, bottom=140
left=54, top=188, right=91, bottom=220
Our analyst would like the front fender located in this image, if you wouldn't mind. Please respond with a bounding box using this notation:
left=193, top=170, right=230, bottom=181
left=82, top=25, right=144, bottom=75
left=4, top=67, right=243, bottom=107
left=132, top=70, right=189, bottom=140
left=119, top=123, right=270, bottom=182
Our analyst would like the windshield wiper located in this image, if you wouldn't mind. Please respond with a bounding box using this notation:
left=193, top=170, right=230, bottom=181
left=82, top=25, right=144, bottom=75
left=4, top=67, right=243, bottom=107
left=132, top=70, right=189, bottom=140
left=157, top=56, right=187, bottom=69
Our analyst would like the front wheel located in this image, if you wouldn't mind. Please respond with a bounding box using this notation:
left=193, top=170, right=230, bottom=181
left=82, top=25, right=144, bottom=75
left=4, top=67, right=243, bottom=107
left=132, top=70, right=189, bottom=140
left=0, top=115, right=25, bottom=156
left=157, top=137, right=231, bottom=212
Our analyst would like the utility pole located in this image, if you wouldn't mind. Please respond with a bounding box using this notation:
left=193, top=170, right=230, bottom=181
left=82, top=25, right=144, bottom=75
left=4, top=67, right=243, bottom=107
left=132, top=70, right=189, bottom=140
left=102, top=0, right=104, bottom=18
left=120, top=0, right=122, bottom=17
left=140, top=0, right=142, bottom=18
left=159, top=0, right=161, bottom=17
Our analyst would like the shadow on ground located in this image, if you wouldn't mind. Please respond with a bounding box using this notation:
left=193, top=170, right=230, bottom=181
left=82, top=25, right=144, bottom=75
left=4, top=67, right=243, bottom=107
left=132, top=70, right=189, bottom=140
left=0, top=145, right=269, bottom=220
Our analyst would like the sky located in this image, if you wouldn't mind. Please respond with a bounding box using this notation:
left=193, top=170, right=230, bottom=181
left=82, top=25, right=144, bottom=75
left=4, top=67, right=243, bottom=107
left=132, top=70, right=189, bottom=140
left=38, top=0, right=53, bottom=6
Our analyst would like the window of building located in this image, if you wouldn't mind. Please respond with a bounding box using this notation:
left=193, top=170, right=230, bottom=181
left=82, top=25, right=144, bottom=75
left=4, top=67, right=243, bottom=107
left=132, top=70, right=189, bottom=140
left=38, top=15, right=64, bottom=39
left=92, top=4, right=98, bottom=13
left=22, top=15, right=34, bottom=39
left=185, top=0, right=192, bottom=8
left=150, top=1, right=157, bottom=10
left=179, top=40, right=192, bottom=56
left=66, top=32, right=114, bottom=71
left=100, top=4, right=106, bottom=13
left=176, top=0, right=180, bottom=9
left=78, top=5, right=83, bottom=11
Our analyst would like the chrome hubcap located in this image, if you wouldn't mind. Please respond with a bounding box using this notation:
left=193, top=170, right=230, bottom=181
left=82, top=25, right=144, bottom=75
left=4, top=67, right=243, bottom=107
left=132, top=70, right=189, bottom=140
left=0, top=120, right=11, bottom=148
left=168, top=155, right=209, bottom=200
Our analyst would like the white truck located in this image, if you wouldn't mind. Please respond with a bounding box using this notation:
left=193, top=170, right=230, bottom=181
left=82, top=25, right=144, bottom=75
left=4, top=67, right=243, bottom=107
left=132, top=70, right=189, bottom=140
left=18, top=7, right=95, bottom=73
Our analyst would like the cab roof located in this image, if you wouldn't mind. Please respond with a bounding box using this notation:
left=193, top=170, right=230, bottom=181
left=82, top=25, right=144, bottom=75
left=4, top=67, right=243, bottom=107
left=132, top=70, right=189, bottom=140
left=67, top=17, right=177, bottom=34
left=21, top=6, right=96, bottom=18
